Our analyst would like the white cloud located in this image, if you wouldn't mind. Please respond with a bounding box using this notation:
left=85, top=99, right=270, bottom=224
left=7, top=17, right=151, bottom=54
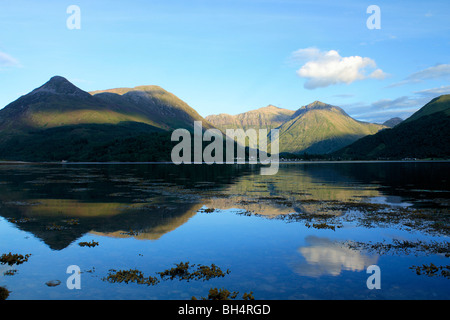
left=0, top=51, right=21, bottom=67
left=371, top=96, right=412, bottom=110
left=414, top=85, right=450, bottom=97
left=407, top=64, right=450, bottom=81
left=292, top=47, right=387, bottom=89
left=344, top=93, right=439, bottom=123
left=388, top=64, right=450, bottom=87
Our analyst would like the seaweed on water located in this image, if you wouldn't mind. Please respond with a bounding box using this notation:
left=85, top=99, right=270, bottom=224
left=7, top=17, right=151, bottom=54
left=45, top=223, right=64, bottom=231
left=0, top=286, right=10, bottom=300
left=305, top=222, right=342, bottom=231
left=3, top=269, right=18, bottom=276
left=120, top=229, right=139, bottom=236
left=103, top=269, right=159, bottom=286
left=191, top=288, right=255, bottom=300
left=78, top=240, right=99, bottom=248
left=410, top=263, right=450, bottom=279
left=0, top=253, right=31, bottom=266
left=345, top=239, right=450, bottom=256
left=65, top=219, right=80, bottom=225
left=103, top=262, right=231, bottom=287
left=157, top=261, right=230, bottom=281
left=157, top=261, right=191, bottom=280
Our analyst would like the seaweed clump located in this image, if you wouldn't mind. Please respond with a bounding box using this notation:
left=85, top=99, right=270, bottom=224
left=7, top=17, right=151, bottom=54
left=0, top=286, right=10, bottom=300
left=78, top=240, right=99, bottom=248
left=157, top=262, right=230, bottom=281
left=103, top=269, right=159, bottom=286
left=0, top=253, right=31, bottom=266
left=192, top=288, right=255, bottom=300
left=410, top=263, right=450, bottom=278
left=103, top=262, right=231, bottom=287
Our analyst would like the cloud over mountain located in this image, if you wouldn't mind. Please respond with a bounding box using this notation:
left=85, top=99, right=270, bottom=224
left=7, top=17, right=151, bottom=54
left=292, top=47, right=387, bottom=89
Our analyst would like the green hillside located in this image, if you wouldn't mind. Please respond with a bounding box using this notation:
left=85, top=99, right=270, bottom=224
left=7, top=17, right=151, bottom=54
left=0, top=122, right=174, bottom=162
left=402, top=94, right=450, bottom=123
left=207, top=101, right=385, bottom=154
left=0, top=76, right=212, bottom=162
left=0, top=76, right=161, bottom=133
left=275, top=101, right=385, bottom=154
left=92, top=85, right=215, bottom=131
left=334, top=95, right=450, bottom=159
left=206, top=105, right=294, bottom=149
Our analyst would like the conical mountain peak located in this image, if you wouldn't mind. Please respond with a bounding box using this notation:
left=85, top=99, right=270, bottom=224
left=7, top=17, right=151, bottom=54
left=309, top=100, right=329, bottom=107
left=30, top=75, right=90, bottom=98
left=292, top=100, right=348, bottom=118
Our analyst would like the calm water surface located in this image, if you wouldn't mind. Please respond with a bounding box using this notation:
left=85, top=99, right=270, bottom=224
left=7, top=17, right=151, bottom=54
left=0, top=162, right=449, bottom=299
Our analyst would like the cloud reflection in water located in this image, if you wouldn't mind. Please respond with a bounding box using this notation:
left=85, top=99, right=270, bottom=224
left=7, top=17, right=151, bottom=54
left=294, top=236, right=378, bottom=277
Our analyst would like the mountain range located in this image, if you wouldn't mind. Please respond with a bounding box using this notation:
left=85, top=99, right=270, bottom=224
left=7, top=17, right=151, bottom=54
left=0, top=76, right=212, bottom=162
left=0, top=76, right=211, bottom=133
left=207, top=101, right=386, bottom=154
left=0, top=75, right=448, bottom=161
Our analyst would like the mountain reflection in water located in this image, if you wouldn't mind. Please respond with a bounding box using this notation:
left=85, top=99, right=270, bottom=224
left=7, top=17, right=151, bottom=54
left=0, top=162, right=448, bottom=250
left=0, top=162, right=448, bottom=300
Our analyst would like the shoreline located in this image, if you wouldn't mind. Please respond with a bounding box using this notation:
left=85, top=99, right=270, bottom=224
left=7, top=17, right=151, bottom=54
left=1, top=159, right=449, bottom=165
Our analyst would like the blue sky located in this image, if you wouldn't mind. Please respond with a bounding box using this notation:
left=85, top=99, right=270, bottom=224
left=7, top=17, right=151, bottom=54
left=0, top=0, right=449, bottom=123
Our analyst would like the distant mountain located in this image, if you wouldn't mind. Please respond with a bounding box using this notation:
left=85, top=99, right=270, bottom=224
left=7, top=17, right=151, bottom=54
left=206, top=105, right=295, bottom=129
left=207, top=101, right=386, bottom=154
left=91, top=85, right=214, bottom=131
left=0, top=76, right=212, bottom=162
left=382, top=117, right=403, bottom=128
left=2, top=75, right=446, bottom=161
left=276, top=101, right=386, bottom=154
left=0, top=76, right=210, bottom=134
left=206, top=105, right=294, bottom=148
left=333, top=95, right=450, bottom=159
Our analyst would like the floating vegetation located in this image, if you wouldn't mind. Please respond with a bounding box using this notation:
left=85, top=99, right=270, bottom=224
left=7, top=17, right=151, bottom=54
left=157, top=262, right=230, bottom=282
left=259, top=199, right=450, bottom=236
left=201, top=207, right=216, bottom=213
left=350, top=206, right=450, bottom=236
left=103, top=269, right=159, bottom=286
left=7, top=217, right=33, bottom=223
left=345, top=239, right=450, bottom=256
left=157, top=261, right=191, bottom=280
left=257, top=195, right=293, bottom=206
left=85, top=267, right=96, bottom=273
left=280, top=211, right=337, bottom=222
left=410, top=264, right=450, bottom=279
left=0, top=253, right=31, bottom=266
left=65, top=219, right=80, bottom=225
left=236, top=210, right=254, bottom=217
left=237, top=200, right=259, bottom=205
left=332, top=201, right=389, bottom=213
left=45, top=223, right=64, bottom=231
left=242, top=291, right=256, bottom=300
left=0, top=286, right=10, bottom=300
left=78, top=240, right=99, bottom=248
left=103, top=262, right=231, bottom=287
left=3, top=269, right=18, bottom=276
left=45, top=280, right=61, bottom=287
left=305, top=222, right=342, bottom=231
left=120, top=229, right=139, bottom=236
left=192, top=263, right=230, bottom=281
left=192, top=288, right=255, bottom=300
